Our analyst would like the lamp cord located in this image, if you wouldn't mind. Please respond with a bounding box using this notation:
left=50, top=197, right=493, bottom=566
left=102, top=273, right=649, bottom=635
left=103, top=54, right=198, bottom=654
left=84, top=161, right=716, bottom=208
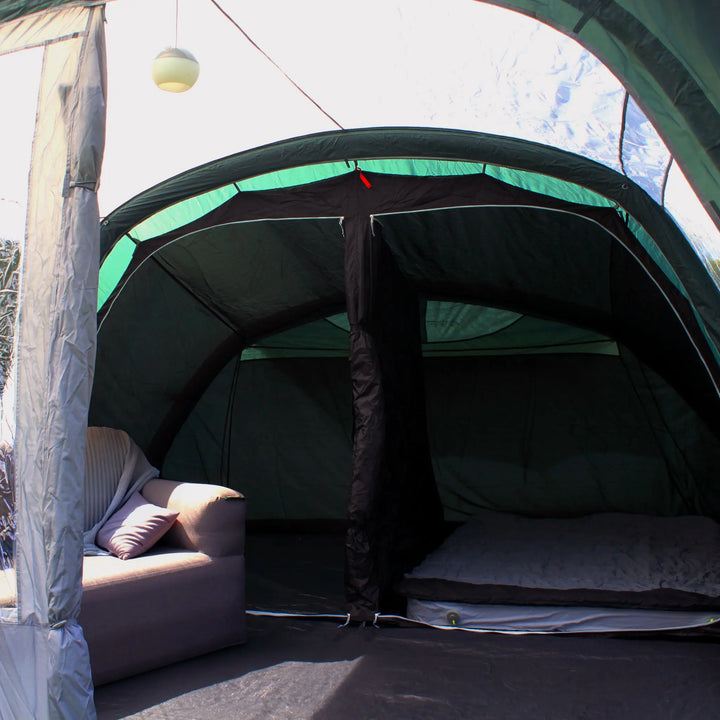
left=208, top=0, right=344, bottom=131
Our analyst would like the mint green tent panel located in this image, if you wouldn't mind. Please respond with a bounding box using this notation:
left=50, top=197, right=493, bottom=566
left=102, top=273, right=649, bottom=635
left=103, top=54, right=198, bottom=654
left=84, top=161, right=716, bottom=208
left=90, top=147, right=720, bottom=529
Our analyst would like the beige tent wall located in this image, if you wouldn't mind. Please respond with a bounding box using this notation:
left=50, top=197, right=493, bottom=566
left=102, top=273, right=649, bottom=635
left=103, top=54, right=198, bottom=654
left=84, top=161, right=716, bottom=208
left=0, top=5, right=106, bottom=719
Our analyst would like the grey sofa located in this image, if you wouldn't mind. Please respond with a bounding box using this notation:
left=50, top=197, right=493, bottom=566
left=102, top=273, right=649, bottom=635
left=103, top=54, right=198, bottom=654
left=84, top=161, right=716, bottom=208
left=80, top=478, right=246, bottom=686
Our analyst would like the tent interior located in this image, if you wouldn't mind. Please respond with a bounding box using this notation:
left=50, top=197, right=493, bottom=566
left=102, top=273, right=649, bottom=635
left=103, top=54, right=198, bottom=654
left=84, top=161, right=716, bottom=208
left=90, top=129, right=720, bottom=629
left=3, top=0, right=720, bottom=717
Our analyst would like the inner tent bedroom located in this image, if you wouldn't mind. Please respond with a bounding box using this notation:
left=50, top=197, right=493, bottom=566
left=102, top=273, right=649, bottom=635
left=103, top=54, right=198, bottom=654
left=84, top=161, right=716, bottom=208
left=90, top=128, right=720, bottom=633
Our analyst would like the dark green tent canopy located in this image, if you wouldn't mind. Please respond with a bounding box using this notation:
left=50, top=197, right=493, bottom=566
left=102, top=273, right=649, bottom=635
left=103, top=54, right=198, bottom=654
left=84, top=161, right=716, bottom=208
left=91, top=127, right=720, bottom=617
left=5, top=1, right=720, bottom=711
left=11, top=0, right=720, bottom=622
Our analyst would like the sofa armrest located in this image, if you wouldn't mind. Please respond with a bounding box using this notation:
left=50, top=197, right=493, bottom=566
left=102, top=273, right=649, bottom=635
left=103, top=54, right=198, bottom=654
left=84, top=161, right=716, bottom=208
left=141, top=479, right=245, bottom=557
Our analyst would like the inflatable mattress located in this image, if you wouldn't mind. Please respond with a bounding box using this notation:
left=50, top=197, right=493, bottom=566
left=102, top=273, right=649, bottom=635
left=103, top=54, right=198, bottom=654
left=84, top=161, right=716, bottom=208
left=399, top=509, right=720, bottom=633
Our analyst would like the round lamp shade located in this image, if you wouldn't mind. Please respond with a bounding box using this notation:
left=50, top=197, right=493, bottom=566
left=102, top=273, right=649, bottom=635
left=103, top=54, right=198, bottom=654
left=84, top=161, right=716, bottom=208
left=152, top=47, right=200, bottom=93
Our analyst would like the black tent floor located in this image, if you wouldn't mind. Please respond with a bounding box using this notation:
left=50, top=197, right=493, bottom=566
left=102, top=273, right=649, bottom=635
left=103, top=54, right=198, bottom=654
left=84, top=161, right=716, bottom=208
left=93, top=533, right=720, bottom=719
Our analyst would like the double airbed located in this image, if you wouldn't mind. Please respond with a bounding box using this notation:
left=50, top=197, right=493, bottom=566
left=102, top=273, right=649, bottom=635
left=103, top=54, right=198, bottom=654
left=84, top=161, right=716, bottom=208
left=399, top=509, right=720, bottom=633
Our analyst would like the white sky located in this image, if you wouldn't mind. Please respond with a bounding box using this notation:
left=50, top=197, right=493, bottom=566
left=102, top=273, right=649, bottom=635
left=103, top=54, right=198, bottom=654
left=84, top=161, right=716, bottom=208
left=0, top=0, right=622, bottom=237
left=98, top=0, right=538, bottom=215
left=0, top=46, right=43, bottom=242
left=1, top=0, right=718, bottom=258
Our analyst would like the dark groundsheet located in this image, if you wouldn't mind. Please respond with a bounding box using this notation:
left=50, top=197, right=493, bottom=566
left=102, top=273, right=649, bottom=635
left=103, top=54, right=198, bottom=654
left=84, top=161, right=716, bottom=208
left=93, top=532, right=720, bottom=719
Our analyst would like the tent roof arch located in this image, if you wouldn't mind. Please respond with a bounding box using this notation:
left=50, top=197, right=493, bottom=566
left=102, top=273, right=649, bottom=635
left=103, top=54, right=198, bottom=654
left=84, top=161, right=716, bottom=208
left=91, top=129, right=720, bottom=465
left=97, top=127, right=720, bottom=350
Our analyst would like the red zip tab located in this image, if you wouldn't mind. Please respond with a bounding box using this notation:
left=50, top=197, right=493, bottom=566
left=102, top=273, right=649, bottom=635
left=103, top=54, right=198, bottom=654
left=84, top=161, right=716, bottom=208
left=358, top=171, right=372, bottom=189
left=354, top=160, right=372, bottom=188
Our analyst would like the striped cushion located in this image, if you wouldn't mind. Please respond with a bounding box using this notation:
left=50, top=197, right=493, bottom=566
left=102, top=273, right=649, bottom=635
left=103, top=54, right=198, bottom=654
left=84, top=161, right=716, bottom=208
left=84, top=427, right=132, bottom=532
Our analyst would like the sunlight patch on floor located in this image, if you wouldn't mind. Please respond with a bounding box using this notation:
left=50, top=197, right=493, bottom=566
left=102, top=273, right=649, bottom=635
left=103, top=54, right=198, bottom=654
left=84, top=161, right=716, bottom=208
left=122, top=657, right=364, bottom=720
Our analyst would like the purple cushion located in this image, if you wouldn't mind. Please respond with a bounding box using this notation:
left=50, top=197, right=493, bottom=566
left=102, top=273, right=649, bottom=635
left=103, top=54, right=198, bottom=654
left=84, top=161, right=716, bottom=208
left=96, top=491, right=179, bottom=560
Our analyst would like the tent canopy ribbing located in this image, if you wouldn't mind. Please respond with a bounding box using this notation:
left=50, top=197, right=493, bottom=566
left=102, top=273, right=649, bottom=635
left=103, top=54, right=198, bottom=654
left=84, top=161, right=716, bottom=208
left=3, top=1, right=720, bottom=717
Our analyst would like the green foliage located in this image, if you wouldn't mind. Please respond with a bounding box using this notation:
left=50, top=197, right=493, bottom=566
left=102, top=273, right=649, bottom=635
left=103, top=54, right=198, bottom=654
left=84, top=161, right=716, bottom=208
left=0, top=443, right=14, bottom=569
left=0, top=238, right=20, bottom=396
left=0, top=239, right=18, bottom=568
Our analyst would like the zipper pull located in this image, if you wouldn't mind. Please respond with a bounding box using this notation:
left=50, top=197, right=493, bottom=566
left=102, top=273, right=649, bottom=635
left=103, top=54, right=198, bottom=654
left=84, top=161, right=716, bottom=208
left=354, top=160, right=372, bottom=189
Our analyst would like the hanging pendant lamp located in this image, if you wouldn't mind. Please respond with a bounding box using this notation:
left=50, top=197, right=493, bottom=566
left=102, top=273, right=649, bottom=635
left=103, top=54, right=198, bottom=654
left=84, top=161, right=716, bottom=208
left=152, top=0, right=199, bottom=93
left=152, top=47, right=200, bottom=92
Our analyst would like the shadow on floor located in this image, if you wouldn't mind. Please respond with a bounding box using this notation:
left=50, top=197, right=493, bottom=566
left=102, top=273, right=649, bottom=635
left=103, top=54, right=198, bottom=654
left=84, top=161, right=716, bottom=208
left=94, top=614, right=720, bottom=720
left=93, top=532, right=720, bottom=719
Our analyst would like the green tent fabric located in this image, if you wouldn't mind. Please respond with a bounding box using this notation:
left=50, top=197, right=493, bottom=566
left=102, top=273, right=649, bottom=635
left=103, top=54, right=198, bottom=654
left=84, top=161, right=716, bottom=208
left=3, top=0, right=720, bottom=716
left=490, top=0, right=720, bottom=228
left=90, top=132, right=720, bottom=618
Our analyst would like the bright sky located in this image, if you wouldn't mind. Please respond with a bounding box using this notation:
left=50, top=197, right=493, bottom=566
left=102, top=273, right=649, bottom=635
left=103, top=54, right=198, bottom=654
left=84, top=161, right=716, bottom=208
left=1, top=0, right=718, bottom=258
left=0, top=46, right=43, bottom=242
left=0, top=0, right=624, bottom=238
left=98, top=0, right=544, bottom=214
